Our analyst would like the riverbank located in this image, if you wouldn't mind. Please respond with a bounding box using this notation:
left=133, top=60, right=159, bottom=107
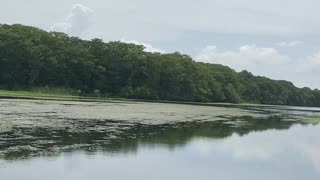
left=0, top=89, right=274, bottom=108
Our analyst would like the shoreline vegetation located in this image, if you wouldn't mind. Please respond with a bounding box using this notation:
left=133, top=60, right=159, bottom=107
left=0, top=88, right=246, bottom=105
left=0, top=89, right=276, bottom=107
left=2, top=89, right=320, bottom=112
left=1, top=24, right=320, bottom=107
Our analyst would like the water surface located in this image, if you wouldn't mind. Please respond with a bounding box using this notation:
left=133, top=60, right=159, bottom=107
left=0, top=99, right=320, bottom=180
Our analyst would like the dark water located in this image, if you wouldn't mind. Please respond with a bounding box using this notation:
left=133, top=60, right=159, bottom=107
left=1, top=99, right=320, bottom=180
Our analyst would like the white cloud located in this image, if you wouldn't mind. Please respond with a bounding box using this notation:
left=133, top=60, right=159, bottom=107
left=50, top=4, right=94, bottom=38
left=196, top=45, right=290, bottom=71
left=275, top=41, right=303, bottom=47
left=50, top=22, right=71, bottom=33
left=49, top=3, right=166, bottom=52
left=120, top=38, right=165, bottom=53
left=195, top=45, right=320, bottom=89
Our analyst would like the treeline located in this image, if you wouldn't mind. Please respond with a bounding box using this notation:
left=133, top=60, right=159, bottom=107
left=0, top=24, right=319, bottom=106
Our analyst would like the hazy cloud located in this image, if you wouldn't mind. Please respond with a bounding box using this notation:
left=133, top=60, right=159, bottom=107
left=275, top=41, right=303, bottom=47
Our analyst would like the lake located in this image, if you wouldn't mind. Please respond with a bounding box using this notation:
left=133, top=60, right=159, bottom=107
left=1, top=99, right=320, bottom=180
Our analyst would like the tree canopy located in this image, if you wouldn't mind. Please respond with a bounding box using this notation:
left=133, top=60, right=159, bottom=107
left=1, top=24, right=319, bottom=106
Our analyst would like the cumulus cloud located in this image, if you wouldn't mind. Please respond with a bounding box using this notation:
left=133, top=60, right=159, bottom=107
left=50, top=4, right=93, bottom=37
left=275, top=41, right=303, bottom=47
left=196, top=45, right=290, bottom=71
left=120, top=38, right=165, bottom=53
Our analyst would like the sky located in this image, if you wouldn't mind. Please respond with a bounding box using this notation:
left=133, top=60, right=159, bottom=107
left=1, top=0, right=320, bottom=89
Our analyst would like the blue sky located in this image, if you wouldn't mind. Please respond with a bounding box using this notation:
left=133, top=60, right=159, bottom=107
left=1, top=0, right=320, bottom=89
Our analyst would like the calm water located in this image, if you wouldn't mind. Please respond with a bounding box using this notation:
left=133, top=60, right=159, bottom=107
left=1, top=99, right=320, bottom=180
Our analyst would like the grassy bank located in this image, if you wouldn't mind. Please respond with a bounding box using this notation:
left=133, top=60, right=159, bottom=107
left=0, top=88, right=78, bottom=98
left=0, top=89, right=98, bottom=102
left=0, top=89, right=149, bottom=103
left=0, top=89, right=237, bottom=105
left=0, top=89, right=287, bottom=109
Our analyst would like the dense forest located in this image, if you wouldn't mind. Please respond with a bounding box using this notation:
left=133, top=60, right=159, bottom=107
left=0, top=24, right=320, bottom=106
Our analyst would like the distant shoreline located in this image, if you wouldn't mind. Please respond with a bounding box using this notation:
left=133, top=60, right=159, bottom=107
left=1, top=24, right=320, bottom=108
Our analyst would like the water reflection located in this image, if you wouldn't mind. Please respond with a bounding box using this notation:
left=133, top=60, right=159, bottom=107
left=1, top=122, right=320, bottom=180
left=1, top=100, right=320, bottom=180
